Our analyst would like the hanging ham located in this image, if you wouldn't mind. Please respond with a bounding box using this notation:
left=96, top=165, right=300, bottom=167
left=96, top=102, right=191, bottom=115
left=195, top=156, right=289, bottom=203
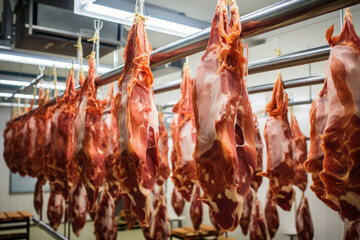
left=240, top=190, right=253, bottom=235
left=251, top=115, right=263, bottom=192
left=264, top=189, right=279, bottom=239
left=249, top=197, right=268, bottom=240
left=114, top=13, right=160, bottom=226
left=291, top=112, right=308, bottom=192
left=73, top=54, right=105, bottom=211
left=190, top=183, right=203, bottom=231
left=172, top=63, right=196, bottom=201
left=319, top=8, right=360, bottom=221
left=192, top=0, right=256, bottom=231
left=259, top=73, right=295, bottom=211
left=296, top=194, right=314, bottom=240
left=157, top=114, right=170, bottom=186
left=171, top=187, right=185, bottom=217
left=47, top=186, right=64, bottom=230
left=70, top=181, right=88, bottom=237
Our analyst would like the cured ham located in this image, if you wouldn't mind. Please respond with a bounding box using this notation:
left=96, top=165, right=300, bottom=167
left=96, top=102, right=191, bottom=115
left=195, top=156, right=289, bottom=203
left=259, top=73, right=295, bottom=211
left=70, top=181, right=88, bottom=237
left=149, top=195, right=171, bottom=240
left=73, top=54, right=105, bottom=211
left=172, top=63, right=196, bottom=201
left=343, top=219, right=360, bottom=240
left=264, top=189, right=279, bottom=239
left=157, top=114, right=170, bottom=186
left=101, top=83, right=121, bottom=199
left=252, top=115, right=263, bottom=192
left=192, top=0, right=256, bottom=231
left=240, top=190, right=253, bottom=235
left=190, top=183, right=203, bottom=231
left=295, top=194, right=314, bottom=240
left=291, top=112, right=308, bottom=192
left=94, top=188, right=117, bottom=240
left=34, top=179, right=44, bottom=216
left=303, top=80, right=337, bottom=210
left=319, top=8, right=360, bottom=221
left=47, top=186, right=64, bottom=230
left=171, top=187, right=185, bottom=217
left=114, top=12, right=160, bottom=226
left=249, top=198, right=268, bottom=240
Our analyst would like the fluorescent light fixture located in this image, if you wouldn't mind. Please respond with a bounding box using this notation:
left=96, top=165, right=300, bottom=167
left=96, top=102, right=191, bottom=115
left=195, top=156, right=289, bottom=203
left=0, top=102, right=38, bottom=108
left=76, top=2, right=202, bottom=37
left=0, top=79, right=66, bottom=90
left=0, top=92, right=39, bottom=99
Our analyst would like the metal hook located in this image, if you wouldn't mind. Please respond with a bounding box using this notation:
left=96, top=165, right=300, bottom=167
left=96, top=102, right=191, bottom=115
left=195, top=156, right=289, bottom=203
left=39, top=65, right=45, bottom=75
left=94, top=19, right=103, bottom=32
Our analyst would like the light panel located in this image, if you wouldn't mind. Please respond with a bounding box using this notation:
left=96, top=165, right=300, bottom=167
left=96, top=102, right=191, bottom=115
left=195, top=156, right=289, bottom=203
left=0, top=92, right=39, bottom=99
left=0, top=79, right=66, bottom=90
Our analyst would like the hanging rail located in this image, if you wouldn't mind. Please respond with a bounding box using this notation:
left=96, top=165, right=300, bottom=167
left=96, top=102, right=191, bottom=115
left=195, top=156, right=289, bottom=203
left=32, top=217, right=69, bottom=240
left=5, top=74, right=44, bottom=102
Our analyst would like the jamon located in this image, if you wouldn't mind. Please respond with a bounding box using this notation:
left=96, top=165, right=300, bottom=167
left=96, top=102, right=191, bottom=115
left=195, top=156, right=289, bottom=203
left=240, top=190, right=253, bottom=235
left=73, top=54, right=105, bottom=211
left=295, top=194, right=314, bottom=240
left=319, top=8, right=360, bottom=221
left=70, top=181, right=88, bottom=237
left=259, top=73, right=295, bottom=211
left=249, top=198, right=268, bottom=240
left=47, top=186, right=64, bottom=230
left=190, top=183, right=203, bottom=231
left=94, top=189, right=117, bottom=240
left=192, top=0, right=256, bottom=231
left=343, top=219, right=360, bottom=240
left=157, top=114, right=170, bottom=186
left=264, top=189, right=279, bottom=239
left=101, top=83, right=121, bottom=199
left=291, top=112, right=308, bottom=192
left=34, top=179, right=44, bottom=216
left=149, top=195, right=171, bottom=240
left=172, top=63, right=196, bottom=201
left=303, top=79, right=337, bottom=210
left=114, top=12, right=160, bottom=226
left=171, top=187, right=185, bottom=217
left=251, top=115, right=263, bottom=192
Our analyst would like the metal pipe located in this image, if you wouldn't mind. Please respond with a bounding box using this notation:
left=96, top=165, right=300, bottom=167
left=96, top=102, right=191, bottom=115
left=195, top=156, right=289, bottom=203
left=288, top=99, right=313, bottom=106
left=154, top=79, right=182, bottom=94
left=5, top=74, right=45, bottom=101
left=95, top=0, right=359, bottom=87
left=32, top=217, right=69, bottom=240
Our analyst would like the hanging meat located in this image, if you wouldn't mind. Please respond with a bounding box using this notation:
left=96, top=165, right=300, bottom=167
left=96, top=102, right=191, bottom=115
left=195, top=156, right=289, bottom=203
left=153, top=185, right=164, bottom=209
left=343, top=219, right=360, bottom=240
left=47, top=186, right=64, bottom=230
left=101, top=83, right=121, bottom=199
left=249, top=197, right=268, bottom=240
left=240, top=190, right=253, bottom=235
left=73, top=54, right=105, bottom=211
left=172, top=63, right=196, bottom=202
left=251, top=114, right=263, bottom=192
left=94, top=188, right=117, bottom=240
left=319, top=8, right=360, bottom=221
left=170, top=113, right=178, bottom=171
left=291, top=112, right=308, bottom=192
left=296, top=194, right=314, bottom=240
left=149, top=195, right=171, bottom=240
left=34, top=179, right=45, bottom=216
left=70, top=181, right=88, bottom=237
left=171, top=187, right=185, bottom=217
left=123, top=196, right=138, bottom=230
left=192, top=0, right=256, bottom=231
left=259, top=73, right=295, bottom=211
left=114, top=13, right=160, bottom=226
left=264, top=189, right=279, bottom=239
left=303, top=79, right=338, bottom=210
left=157, top=114, right=170, bottom=186
left=190, top=183, right=203, bottom=231
left=209, top=208, right=220, bottom=231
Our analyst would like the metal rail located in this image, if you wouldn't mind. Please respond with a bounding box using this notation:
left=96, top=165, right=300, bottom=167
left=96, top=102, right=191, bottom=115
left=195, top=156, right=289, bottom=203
left=95, top=0, right=358, bottom=87
left=32, top=217, right=69, bottom=240
left=5, top=74, right=44, bottom=102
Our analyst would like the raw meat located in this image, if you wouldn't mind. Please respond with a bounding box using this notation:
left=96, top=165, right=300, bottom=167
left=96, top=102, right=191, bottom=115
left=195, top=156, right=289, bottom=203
left=319, top=8, right=360, bottom=221
left=251, top=114, right=263, bottom=192
left=70, top=181, right=88, bottom=237
left=209, top=208, right=220, bottom=231
left=190, top=183, right=203, bottom=231
left=34, top=178, right=45, bottom=216
left=259, top=73, right=295, bottom=211
left=264, top=189, right=279, bottom=239
left=249, top=198, right=268, bottom=240
left=73, top=54, right=105, bottom=211
left=303, top=79, right=338, bottom=210
left=343, top=219, right=360, bottom=240
left=149, top=195, right=171, bottom=240
left=47, top=186, right=64, bottom=230
left=192, top=0, right=256, bottom=231
left=123, top=196, right=138, bottom=230
left=291, top=112, right=308, bottom=192
left=94, top=189, right=117, bottom=240
left=114, top=13, right=160, bottom=226
left=172, top=63, right=196, bottom=201
left=240, top=190, right=253, bottom=235
left=157, top=114, right=170, bottom=186
left=101, top=83, right=121, bottom=199
left=170, top=113, right=178, bottom=171
left=295, top=194, right=314, bottom=240
left=153, top=185, right=164, bottom=209
left=171, top=187, right=185, bottom=217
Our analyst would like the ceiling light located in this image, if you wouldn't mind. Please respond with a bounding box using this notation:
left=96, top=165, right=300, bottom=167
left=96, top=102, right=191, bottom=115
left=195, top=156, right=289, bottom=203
left=0, top=79, right=66, bottom=90
left=75, top=2, right=202, bottom=37
left=0, top=93, right=39, bottom=99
